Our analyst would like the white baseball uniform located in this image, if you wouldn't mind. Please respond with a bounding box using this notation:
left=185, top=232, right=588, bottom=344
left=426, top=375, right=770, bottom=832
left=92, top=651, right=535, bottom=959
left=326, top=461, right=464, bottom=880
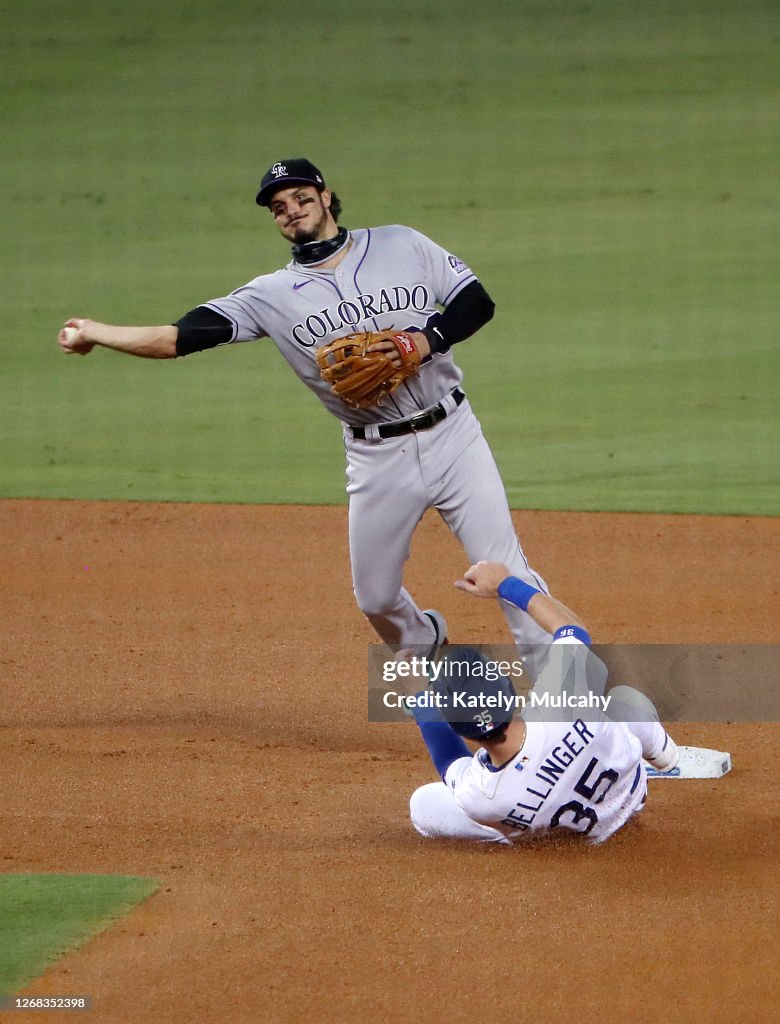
left=409, top=638, right=671, bottom=845
left=200, top=225, right=550, bottom=652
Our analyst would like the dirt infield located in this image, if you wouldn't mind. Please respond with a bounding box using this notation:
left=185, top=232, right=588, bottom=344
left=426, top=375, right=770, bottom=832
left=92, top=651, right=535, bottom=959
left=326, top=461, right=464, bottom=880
left=1, top=500, right=777, bottom=1023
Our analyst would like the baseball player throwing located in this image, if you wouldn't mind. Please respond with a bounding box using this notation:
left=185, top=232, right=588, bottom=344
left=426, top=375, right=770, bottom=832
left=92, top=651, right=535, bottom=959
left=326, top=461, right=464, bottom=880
left=58, top=158, right=551, bottom=664
left=405, top=560, right=680, bottom=845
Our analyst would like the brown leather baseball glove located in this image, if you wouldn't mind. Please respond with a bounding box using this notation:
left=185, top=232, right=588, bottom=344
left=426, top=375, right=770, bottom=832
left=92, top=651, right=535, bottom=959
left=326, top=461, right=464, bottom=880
left=316, top=329, right=422, bottom=410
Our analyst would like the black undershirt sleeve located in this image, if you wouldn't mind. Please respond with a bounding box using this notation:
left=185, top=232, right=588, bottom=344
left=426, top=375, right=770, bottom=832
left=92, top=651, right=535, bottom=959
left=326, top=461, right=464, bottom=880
left=421, top=280, right=495, bottom=355
left=175, top=283, right=493, bottom=357
left=174, top=306, right=233, bottom=357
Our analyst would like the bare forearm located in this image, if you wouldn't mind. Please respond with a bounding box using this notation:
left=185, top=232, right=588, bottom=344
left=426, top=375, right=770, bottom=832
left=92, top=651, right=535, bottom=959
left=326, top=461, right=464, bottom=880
left=87, top=321, right=177, bottom=357
left=456, top=560, right=587, bottom=633
left=58, top=318, right=178, bottom=358
left=525, top=592, right=586, bottom=634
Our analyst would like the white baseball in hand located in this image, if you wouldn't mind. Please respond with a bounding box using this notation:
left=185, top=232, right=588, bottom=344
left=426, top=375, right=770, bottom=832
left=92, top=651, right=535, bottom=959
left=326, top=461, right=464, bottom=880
left=63, top=326, right=79, bottom=343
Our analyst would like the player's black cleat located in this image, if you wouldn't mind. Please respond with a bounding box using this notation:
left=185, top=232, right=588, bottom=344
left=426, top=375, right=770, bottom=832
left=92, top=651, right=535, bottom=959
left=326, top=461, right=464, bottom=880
left=423, top=609, right=449, bottom=661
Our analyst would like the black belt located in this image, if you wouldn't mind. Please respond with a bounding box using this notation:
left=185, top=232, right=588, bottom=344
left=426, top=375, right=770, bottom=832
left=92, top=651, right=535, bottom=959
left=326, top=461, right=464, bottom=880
left=350, top=388, right=465, bottom=440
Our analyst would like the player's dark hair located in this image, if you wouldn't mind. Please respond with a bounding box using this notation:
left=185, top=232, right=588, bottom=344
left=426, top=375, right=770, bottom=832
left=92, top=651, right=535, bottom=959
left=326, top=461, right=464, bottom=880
left=486, top=723, right=510, bottom=742
left=328, top=191, right=342, bottom=222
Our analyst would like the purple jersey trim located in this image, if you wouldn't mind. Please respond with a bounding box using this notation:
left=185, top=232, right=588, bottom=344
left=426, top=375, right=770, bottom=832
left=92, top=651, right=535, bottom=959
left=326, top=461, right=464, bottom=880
left=353, top=229, right=371, bottom=288
left=319, top=275, right=345, bottom=302
left=442, top=273, right=477, bottom=307
left=515, top=545, right=549, bottom=594
left=353, top=229, right=381, bottom=332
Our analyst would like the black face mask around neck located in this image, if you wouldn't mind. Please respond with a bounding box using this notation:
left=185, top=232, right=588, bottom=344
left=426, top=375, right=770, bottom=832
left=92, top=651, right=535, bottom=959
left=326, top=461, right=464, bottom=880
left=291, top=226, right=350, bottom=266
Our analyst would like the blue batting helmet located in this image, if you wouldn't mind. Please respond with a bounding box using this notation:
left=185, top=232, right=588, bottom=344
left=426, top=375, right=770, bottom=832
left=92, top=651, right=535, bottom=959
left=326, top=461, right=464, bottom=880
left=434, top=647, right=517, bottom=740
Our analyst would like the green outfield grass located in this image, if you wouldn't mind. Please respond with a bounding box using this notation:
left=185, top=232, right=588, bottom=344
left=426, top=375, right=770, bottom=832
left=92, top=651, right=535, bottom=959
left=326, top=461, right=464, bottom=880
left=2, top=0, right=777, bottom=513
left=0, top=874, right=159, bottom=996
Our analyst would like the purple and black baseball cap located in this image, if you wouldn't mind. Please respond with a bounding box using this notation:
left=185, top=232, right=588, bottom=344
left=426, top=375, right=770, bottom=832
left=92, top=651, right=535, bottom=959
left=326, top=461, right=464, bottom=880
left=256, top=159, right=326, bottom=206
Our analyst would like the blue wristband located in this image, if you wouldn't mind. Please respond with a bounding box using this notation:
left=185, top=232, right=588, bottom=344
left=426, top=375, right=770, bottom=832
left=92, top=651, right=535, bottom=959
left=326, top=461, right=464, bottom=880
left=497, top=576, right=541, bottom=611
left=553, top=625, right=592, bottom=647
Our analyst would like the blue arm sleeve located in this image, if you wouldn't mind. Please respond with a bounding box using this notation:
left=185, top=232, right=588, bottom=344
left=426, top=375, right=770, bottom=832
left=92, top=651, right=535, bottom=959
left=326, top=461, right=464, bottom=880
left=414, top=703, right=471, bottom=780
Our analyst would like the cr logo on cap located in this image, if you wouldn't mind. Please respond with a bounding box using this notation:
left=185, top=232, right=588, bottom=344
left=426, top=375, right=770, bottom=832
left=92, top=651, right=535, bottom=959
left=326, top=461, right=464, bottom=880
left=271, top=162, right=288, bottom=178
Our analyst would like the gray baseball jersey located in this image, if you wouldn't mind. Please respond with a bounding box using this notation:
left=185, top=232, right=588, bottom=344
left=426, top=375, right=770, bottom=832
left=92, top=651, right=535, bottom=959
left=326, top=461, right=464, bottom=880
left=197, top=218, right=552, bottom=659
left=202, top=225, right=474, bottom=424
